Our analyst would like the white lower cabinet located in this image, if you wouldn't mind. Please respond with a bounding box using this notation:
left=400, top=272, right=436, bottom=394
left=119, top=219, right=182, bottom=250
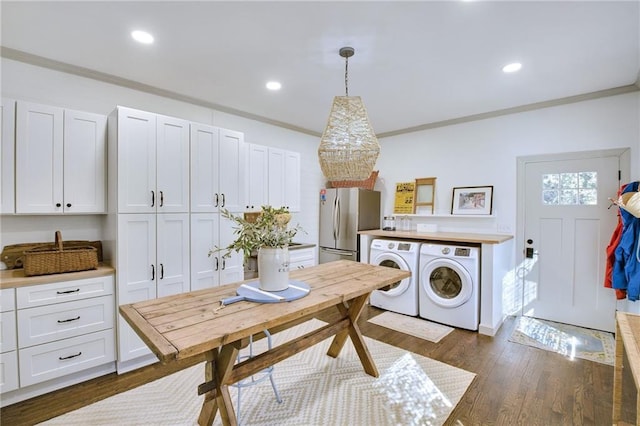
left=115, top=213, right=190, bottom=372
left=190, top=213, right=243, bottom=291
left=1, top=275, right=116, bottom=407
left=19, top=329, right=115, bottom=387
left=289, top=247, right=316, bottom=270
left=0, top=288, right=18, bottom=394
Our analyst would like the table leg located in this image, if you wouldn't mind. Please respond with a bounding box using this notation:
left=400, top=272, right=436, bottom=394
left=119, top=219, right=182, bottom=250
left=327, top=293, right=378, bottom=377
left=198, top=343, right=240, bottom=426
left=613, top=320, right=623, bottom=425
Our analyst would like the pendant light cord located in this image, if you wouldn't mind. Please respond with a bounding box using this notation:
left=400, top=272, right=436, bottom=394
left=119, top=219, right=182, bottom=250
left=344, top=55, right=349, bottom=97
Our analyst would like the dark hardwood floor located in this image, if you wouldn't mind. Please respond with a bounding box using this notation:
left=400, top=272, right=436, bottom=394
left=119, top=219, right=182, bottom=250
left=1, top=306, right=635, bottom=425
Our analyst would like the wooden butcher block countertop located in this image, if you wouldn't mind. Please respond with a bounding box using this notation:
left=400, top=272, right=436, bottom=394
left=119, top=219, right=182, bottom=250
left=359, top=229, right=513, bottom=244
left=0, top=264, right=115, bottom=289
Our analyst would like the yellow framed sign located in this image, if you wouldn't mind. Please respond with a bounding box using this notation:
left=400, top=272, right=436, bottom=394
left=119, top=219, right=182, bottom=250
left=394, top=182, right=415, bottom=214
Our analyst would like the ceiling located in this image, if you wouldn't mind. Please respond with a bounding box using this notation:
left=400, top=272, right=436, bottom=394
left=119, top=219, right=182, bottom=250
left=1, top=1, right=639, bottom=137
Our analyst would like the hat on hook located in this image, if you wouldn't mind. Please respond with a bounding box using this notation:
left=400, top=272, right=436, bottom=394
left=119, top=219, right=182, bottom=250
left=618, top=191, right=640, bottom=218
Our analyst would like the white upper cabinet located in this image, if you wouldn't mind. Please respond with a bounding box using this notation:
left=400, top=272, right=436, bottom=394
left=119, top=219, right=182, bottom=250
left=1, top=98, right=16, bottom=214
left=266, top=147, right=301, bottom=212
left=284, top=150, right=301, bottom=212
left=15, top=101, right=106, bottom=214
left=156, top=115, right=190, bottom=213
left=63, top=109, right=107, bottom=213
left=245, top=143, right=268, bottom=211
left=190, top=124, right=245, bottom=213
left=113, top=107, right=189, bottom=214
left=268, top=147, right=286, bottom=209
left=16, top=102, right=63, bottom=214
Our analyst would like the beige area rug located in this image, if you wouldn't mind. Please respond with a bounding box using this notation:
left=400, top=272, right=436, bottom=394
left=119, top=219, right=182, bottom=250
left=41, top=319, right=475, bottom=426
left=508, top=316, right=615, bottom=366
left=368, top=311, right=455, bottom=343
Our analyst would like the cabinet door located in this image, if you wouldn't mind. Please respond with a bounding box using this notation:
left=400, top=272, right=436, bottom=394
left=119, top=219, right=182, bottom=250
left=219, top=128, right=245, bottom=213
left=157, top=214, right=190, bottom=297
left=1, top=98, right=16, bottom=214
left=15, top=101, right=64, bottom=213
left=156, top=116, right=189, bottom=213
left=218, top=215, right=244, bottom=285
left=190, top=213, right=220, bottom=290
left=63, top=109, right=107, bottom=213
left=190, top=123, right=219, bottom=213
left=117, top=107, right=156, bottom=213
left=268, top=147, right=285, bottom=209
left=116, top=214, right=156, bottom=361
left=284, top=150, right=301, bottom=212
left=246, top=143, right=268, bottom=211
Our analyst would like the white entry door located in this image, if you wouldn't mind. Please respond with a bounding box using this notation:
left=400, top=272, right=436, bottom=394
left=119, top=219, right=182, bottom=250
left=521, top=151, right=624, bottom=332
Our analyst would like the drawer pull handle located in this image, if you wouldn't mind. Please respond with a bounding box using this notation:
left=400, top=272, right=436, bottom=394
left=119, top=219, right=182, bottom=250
left=59, top=352, right=82, bottom=360
left=57, top=316, right=80, bottom=323
left=56, top=289, right=80, bottom=295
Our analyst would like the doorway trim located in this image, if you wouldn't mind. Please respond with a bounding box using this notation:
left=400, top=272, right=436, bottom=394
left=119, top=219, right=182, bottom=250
left=514, top=148, right=630, bottom=315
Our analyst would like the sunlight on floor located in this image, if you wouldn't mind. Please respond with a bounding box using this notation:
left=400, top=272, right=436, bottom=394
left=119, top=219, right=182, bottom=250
left=515, top=316, right=604, bottom=360
left=375, top=353, right=452, bottom=426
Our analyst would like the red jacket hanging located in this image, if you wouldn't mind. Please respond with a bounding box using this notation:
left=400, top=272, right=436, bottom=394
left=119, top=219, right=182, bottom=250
left=605, top=182, right=628, bottom=299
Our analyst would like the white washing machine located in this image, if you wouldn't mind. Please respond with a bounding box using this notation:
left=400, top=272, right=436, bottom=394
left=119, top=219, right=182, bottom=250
left=419, top=243, right=480, bottom=330
left=369, top=239, right=421, bottom=316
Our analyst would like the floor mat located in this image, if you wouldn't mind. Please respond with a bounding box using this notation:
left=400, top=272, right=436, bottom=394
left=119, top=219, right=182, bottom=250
left=368, top=311, right=454, bottom=343
left=508, top=316, right=615, bottom=366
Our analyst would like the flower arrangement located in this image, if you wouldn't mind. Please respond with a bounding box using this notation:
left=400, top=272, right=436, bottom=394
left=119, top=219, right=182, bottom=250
left=210, top=206, right=305, bottom=261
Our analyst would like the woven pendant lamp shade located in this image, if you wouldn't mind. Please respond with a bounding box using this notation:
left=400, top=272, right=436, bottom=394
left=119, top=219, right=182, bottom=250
left=318, top=96, right=380, bottom=181
left=318, top=47, right=380, bottom=182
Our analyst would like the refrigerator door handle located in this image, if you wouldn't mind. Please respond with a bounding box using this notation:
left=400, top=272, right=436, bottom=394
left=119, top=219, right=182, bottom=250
left=332, top=197, right=338, bottom=241
left=321, top=248, right=354, bottom=257
left=335, top=197, right=341, bottom=240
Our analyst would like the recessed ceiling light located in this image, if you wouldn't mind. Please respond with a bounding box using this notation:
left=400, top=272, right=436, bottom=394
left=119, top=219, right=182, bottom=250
left=502, top=62, right=522, bottom=73
left=131, top=30, right=154, bottom=44
left=266, top=81, right=282, bottom=91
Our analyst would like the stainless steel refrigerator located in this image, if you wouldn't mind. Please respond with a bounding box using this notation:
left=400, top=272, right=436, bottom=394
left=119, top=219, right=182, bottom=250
left=319, top=188, right=381, bottom=264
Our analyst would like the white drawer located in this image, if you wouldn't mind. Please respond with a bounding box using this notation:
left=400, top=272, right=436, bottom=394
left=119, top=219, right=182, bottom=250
left=19, top=328, right=115, bottom=387
left=1, top=311, right=17, bottom=353
left=0, top=351, right=19, bottom=393
left=290, top=258, right=316, bottom=270
left=289, top=247, right=314, bottom=263
left=18, top=296, right=114, bottom=348
left=17, top=275, right=114, bottom=309
left=0, top=288, right=15, bottom=312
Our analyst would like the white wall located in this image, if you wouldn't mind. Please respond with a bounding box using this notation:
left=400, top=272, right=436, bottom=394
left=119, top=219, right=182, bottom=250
left=0, top=58, right=323, bottom=263
left=376, top=92, right=640, bottom=235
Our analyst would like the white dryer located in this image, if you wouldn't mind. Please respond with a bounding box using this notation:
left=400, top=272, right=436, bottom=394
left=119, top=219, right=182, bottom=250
left=419, top=243, right=480, bottom=330
left=369, top=239, right=420, bottom=316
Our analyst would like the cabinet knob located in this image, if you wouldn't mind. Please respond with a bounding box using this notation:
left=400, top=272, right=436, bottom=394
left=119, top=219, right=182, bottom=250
left=66, top=203, right=72, bottom=208
left=56, top=203, right=62, bottom=208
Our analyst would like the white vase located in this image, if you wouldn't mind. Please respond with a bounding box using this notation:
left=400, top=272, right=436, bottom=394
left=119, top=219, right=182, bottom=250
left=257, top=246, right=290, bottom=291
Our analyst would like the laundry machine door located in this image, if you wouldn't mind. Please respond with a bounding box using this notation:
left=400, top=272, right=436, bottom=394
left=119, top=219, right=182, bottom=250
left=421, top=258, right=473, bottom=308
left=372, top=252, right=411, bottom=296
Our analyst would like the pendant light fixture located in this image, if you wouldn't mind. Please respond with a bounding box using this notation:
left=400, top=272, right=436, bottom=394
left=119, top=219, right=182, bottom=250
left=318, top=47, right=380, bottom=181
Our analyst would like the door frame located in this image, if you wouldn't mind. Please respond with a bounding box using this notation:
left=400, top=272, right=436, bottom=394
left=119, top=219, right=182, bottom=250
left=514, top=148, right=631, bottom=316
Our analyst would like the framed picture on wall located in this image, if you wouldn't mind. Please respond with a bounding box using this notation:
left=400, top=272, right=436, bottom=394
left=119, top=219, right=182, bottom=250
left=451, top=186, right=493, bottom=215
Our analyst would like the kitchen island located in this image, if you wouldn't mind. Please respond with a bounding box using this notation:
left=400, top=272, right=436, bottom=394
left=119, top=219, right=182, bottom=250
left=119, top=260, right=409, bottom=426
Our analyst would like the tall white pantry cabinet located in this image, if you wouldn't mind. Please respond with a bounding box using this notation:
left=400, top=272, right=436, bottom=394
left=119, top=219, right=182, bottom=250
left=107, top=106, right=246, bottom=373
left=107, top=107, right=191, bottom=372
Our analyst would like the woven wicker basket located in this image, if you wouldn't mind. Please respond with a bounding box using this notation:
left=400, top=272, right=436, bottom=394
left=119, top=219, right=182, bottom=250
left=23, top=231, right=98, bottom=276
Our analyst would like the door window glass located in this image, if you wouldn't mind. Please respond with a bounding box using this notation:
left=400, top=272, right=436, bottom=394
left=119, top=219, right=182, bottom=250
left=430, top=267, right=462, bottom=299
left=542, top=171, right=597, bottom=205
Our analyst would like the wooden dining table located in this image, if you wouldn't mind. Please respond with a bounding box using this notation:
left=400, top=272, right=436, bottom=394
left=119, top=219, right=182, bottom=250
left=119, top=260, right=411, bottom=426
